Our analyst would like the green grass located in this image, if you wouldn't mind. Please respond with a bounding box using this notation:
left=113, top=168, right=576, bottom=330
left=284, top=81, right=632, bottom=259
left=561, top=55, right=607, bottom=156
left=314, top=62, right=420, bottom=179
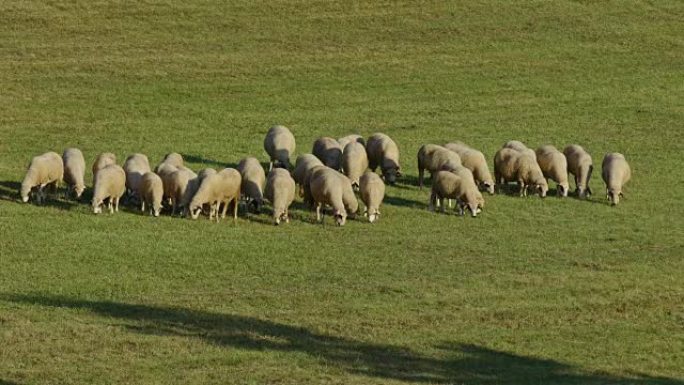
left=1, top=1, right=683, bottom=384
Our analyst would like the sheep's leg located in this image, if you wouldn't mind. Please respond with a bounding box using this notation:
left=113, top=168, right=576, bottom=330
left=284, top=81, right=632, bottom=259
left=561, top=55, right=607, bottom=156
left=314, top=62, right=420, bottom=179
left=269, top=161, right=273, bottom=171
left=518, top=181, right=526, bottom=197
left=284, top=208, right=290, bottom=223
left=447, top=199, right=452, bottom=209
left=114, top=197, right=120, bottom=212
left=141, top=200, right=145, bottom=212
left=233, top=198, right=238, bottom=220
left=428, top=192, right=436, bottom=211
left=418, top=168, right=424, bottom=190
left=440, top=198, right=446, bottom=213
left=316, top=203, right=322, bottom=222
left=221, top=199, right=228, bottom=219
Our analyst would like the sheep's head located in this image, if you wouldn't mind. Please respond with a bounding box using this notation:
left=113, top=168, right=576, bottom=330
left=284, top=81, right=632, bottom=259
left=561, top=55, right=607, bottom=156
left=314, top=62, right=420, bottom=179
left=607, top=188, right=622, bottom=206
left=152, top=202, right=162, bottom=217
left=557, top=182, right=569, bottom=198
left=351, top=181, right=360, bottom=192
left=482, top=181, right=495, bottom=195
left=92, top=199, right=103, bottom=214
left=368, top=209, right=380, bottom=223
left=189, top=203, right=202, bottom=219
left=333, top=209, right=347, bottom=226
left=381, top=160, right=400, bottom=185
left=274, top=211, right=289, bottom=226
left=20, top=186, right=31, bottom=203
left=74, top=184, right=85, bottom=199
left=250, top=198, right=263, bottom=214
left=536, top=180, right=548, bottom=198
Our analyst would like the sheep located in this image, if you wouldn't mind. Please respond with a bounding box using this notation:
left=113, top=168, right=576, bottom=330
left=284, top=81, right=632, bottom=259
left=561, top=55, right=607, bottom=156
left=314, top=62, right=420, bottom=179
left=494, top=148, right=548, bottom=197
left=563, top=144, right=594, bottom=198
left=293, top=154, right=324, bottom=196
left=535, top=145, right=570, bottom=197
left=339, top=172, right=359, bottom=218
left=264, top=168, right=296, bottom=225
left=236, top=157, right=266, bottom=213
left=338, top=134, right=365, bottom=150
left=416, top=144, right=461, bottom=189
left=443, top=142, right=495, bottom=195
left=302, top=164, right=328, bottom=207
left=123, top=153, right=151, bottom=201
left=167, top=168, right=198, bottom=215
left=429, top=170, right=484, bottom=217
left=197, top=168, right=217, bottom=181
left=366, top=133, right=401, bottom=185
left=92, top=152, right=116, bottom=186
left=602, top=153, right=631, bottom=206
left=308, top=167, right=348, bottom=226
left=359, top=171, right=385, bottom=223
left=20, top=151, right=64, bottom=204
left=62, top=148, right=85, bottom=199
left=341, top=141, right=369, bottom=190
left=188, top=168, right=241, bottom=222
left=155, top=153, right=186, bottom=206
left=91, top=164, right=126, bottom=214
left=179, top=168, right=217, bottom=217
left=264, top=125, right=296, bottom=170
left=157, top=152, right=184, bottom=169
left=139, top=172, right=163, bottom=217
left=503, top=140, right=536, bottom=160
left=312, top=137, right=343, bottom=170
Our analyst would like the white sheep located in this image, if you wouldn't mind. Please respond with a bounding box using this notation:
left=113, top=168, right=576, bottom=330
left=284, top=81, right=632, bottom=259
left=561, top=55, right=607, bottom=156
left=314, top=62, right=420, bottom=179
left=341, top=141, right=369, bottom=190
left=429, top=170, right=484, bottom=217
left=494, top=148, right=548, bottom=197
left=123, top=153, right=151, bottom=200
left=302, top=164, right=328, bottom=207
left=264, top=168, right=296, bottom=225
left=443, top=142, right=495, bottom=195
left=264, top=125, right=296, bottom=170
left=535, top=145, right=570, bottom=197
left=366, top=133, right=401, bottom=185
left=293, top=154, right=324, bottom=196
left=602, top=153, right=631, bottom=206
left=308, top=167, right=348, bottom=226
left=359, top=171, right=385, bottom=223
left=339, top=172, right=359, bottom=219
left=62, top=148, right=85, bottom=199
left=91, top=164, right=126, bottom=214
left=503, top=140, right=536, bottom=160
left=167, top=168, right=198, bottom=215
left=188, top=168, right=241, bottom=221
left=312, top=137, right=343, bottom=170
left=92, top=152, right=116, bottom=186
left=139, top=172, right=163, bottom=217
left=236, top=157, right=266, bottom=213
left=417, top=144, right=461, bottom=189
left=338, top=134, right=365, bottom=150
left=20, top=151, right=64, bottom=204
left=180, top=168, right=217, bottom=217
left=563, top=144, right=594, bottom=198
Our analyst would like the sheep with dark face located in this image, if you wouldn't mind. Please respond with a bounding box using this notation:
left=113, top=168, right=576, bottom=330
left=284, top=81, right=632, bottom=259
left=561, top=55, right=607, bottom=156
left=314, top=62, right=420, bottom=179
left=563, top=144, right=594, bottom=198
left=264, top=125, right=295, bottom=170
left=366, top=133, right=401, bottom=185
left=312, top=137, right=343, bottom=170
left=21, top=152, right=64, bottom=204
left=602, top=152, right=631, bottom=206
left=535, top=145, right=569, bottom=197
left=236, top=157, right=266, bottom=213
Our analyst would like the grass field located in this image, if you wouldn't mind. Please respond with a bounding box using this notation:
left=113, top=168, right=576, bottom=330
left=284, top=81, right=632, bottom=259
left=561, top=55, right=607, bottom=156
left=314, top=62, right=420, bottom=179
left=1, top=1, right=683, bottom=384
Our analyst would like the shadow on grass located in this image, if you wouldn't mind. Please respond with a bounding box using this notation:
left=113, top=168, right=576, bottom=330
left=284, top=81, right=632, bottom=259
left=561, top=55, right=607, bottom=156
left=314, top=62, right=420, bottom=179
left=179, top=153, right=230, bottom=168
left=5, top=294, right=681, bottom=385
left=0, top=181, right=79, bottom=210
left=384, top=195, right=427, bottom=209
left=0, top=380, right=21, bottom=385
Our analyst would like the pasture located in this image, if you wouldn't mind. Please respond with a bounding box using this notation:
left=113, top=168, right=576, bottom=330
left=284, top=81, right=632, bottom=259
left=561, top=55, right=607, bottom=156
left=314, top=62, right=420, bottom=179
left=0, top=1, right=683, bottom=384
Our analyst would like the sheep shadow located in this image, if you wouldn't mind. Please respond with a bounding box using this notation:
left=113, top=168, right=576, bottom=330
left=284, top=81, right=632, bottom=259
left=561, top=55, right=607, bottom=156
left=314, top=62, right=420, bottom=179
left=0, top=180, right=79, bottom=210
left=4, top=294, right=682, bottom=385
left=179, top=154, right=229, bottom=168
left=0, top=380, right=21, bottom=385
left=383, top=195, right=427, bottom=210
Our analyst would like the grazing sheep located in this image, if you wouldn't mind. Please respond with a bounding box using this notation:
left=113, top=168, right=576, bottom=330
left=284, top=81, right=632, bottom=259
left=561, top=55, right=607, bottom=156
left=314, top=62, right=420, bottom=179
left=366, top=133, right=401, bottom=185
left=563, top=144, right=594, bottom=198
left=341, top=142, right=369, bottom=190
left=359, top=171, right=385, bottom=223
left=167, top=168, right=198, bottom=215
left=293, top=154, right=324, bottom=196
left=158, top=152, right=184, bottom=168
left=503, top=140, right=536, bottom=160
left=494, top=148, right=548, bottom=197
left=179, top=168, right=217, bottom=217
left=264, top=125, right=296, bottom=170
left=62, top=148, right=85, bottom=199
left=188, top=168, right=241, bottom=221
left=198, top=168, right=217, bottom=181
left=123, top=153, right=151, bottom=200
left=236, top=157, right=266, bottom=213
left=312, top=137, right=343, bottom=170
left=91, top=164, right=126, bottom=214
left=416, top=144, right=462, bottom=189
left=443, top=142, right=495, bottom=195
left=602, top=153, right=631, bottom=206
left=308, top=167, right=348, bottom=226
left=535, top=145, right=570, bottom=197
left=429, top=170, right=484, bottom=217
left=92, top=152, right=116, bottom=185
left=302, top=164, right=328, bottom=207
left=139, top=172, right=163, bottom=217
left=264, top=168, right=296, bottom=225
left=338, top=134, right=365, bottom=149
left=20, top=152, right=64, bottom=204
left=339, top=172, right=359, bottom=218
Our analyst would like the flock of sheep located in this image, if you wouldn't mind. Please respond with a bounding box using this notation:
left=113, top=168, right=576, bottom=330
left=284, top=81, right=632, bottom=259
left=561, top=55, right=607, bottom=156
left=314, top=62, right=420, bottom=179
left=19, top=125, right=632, bottom=225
